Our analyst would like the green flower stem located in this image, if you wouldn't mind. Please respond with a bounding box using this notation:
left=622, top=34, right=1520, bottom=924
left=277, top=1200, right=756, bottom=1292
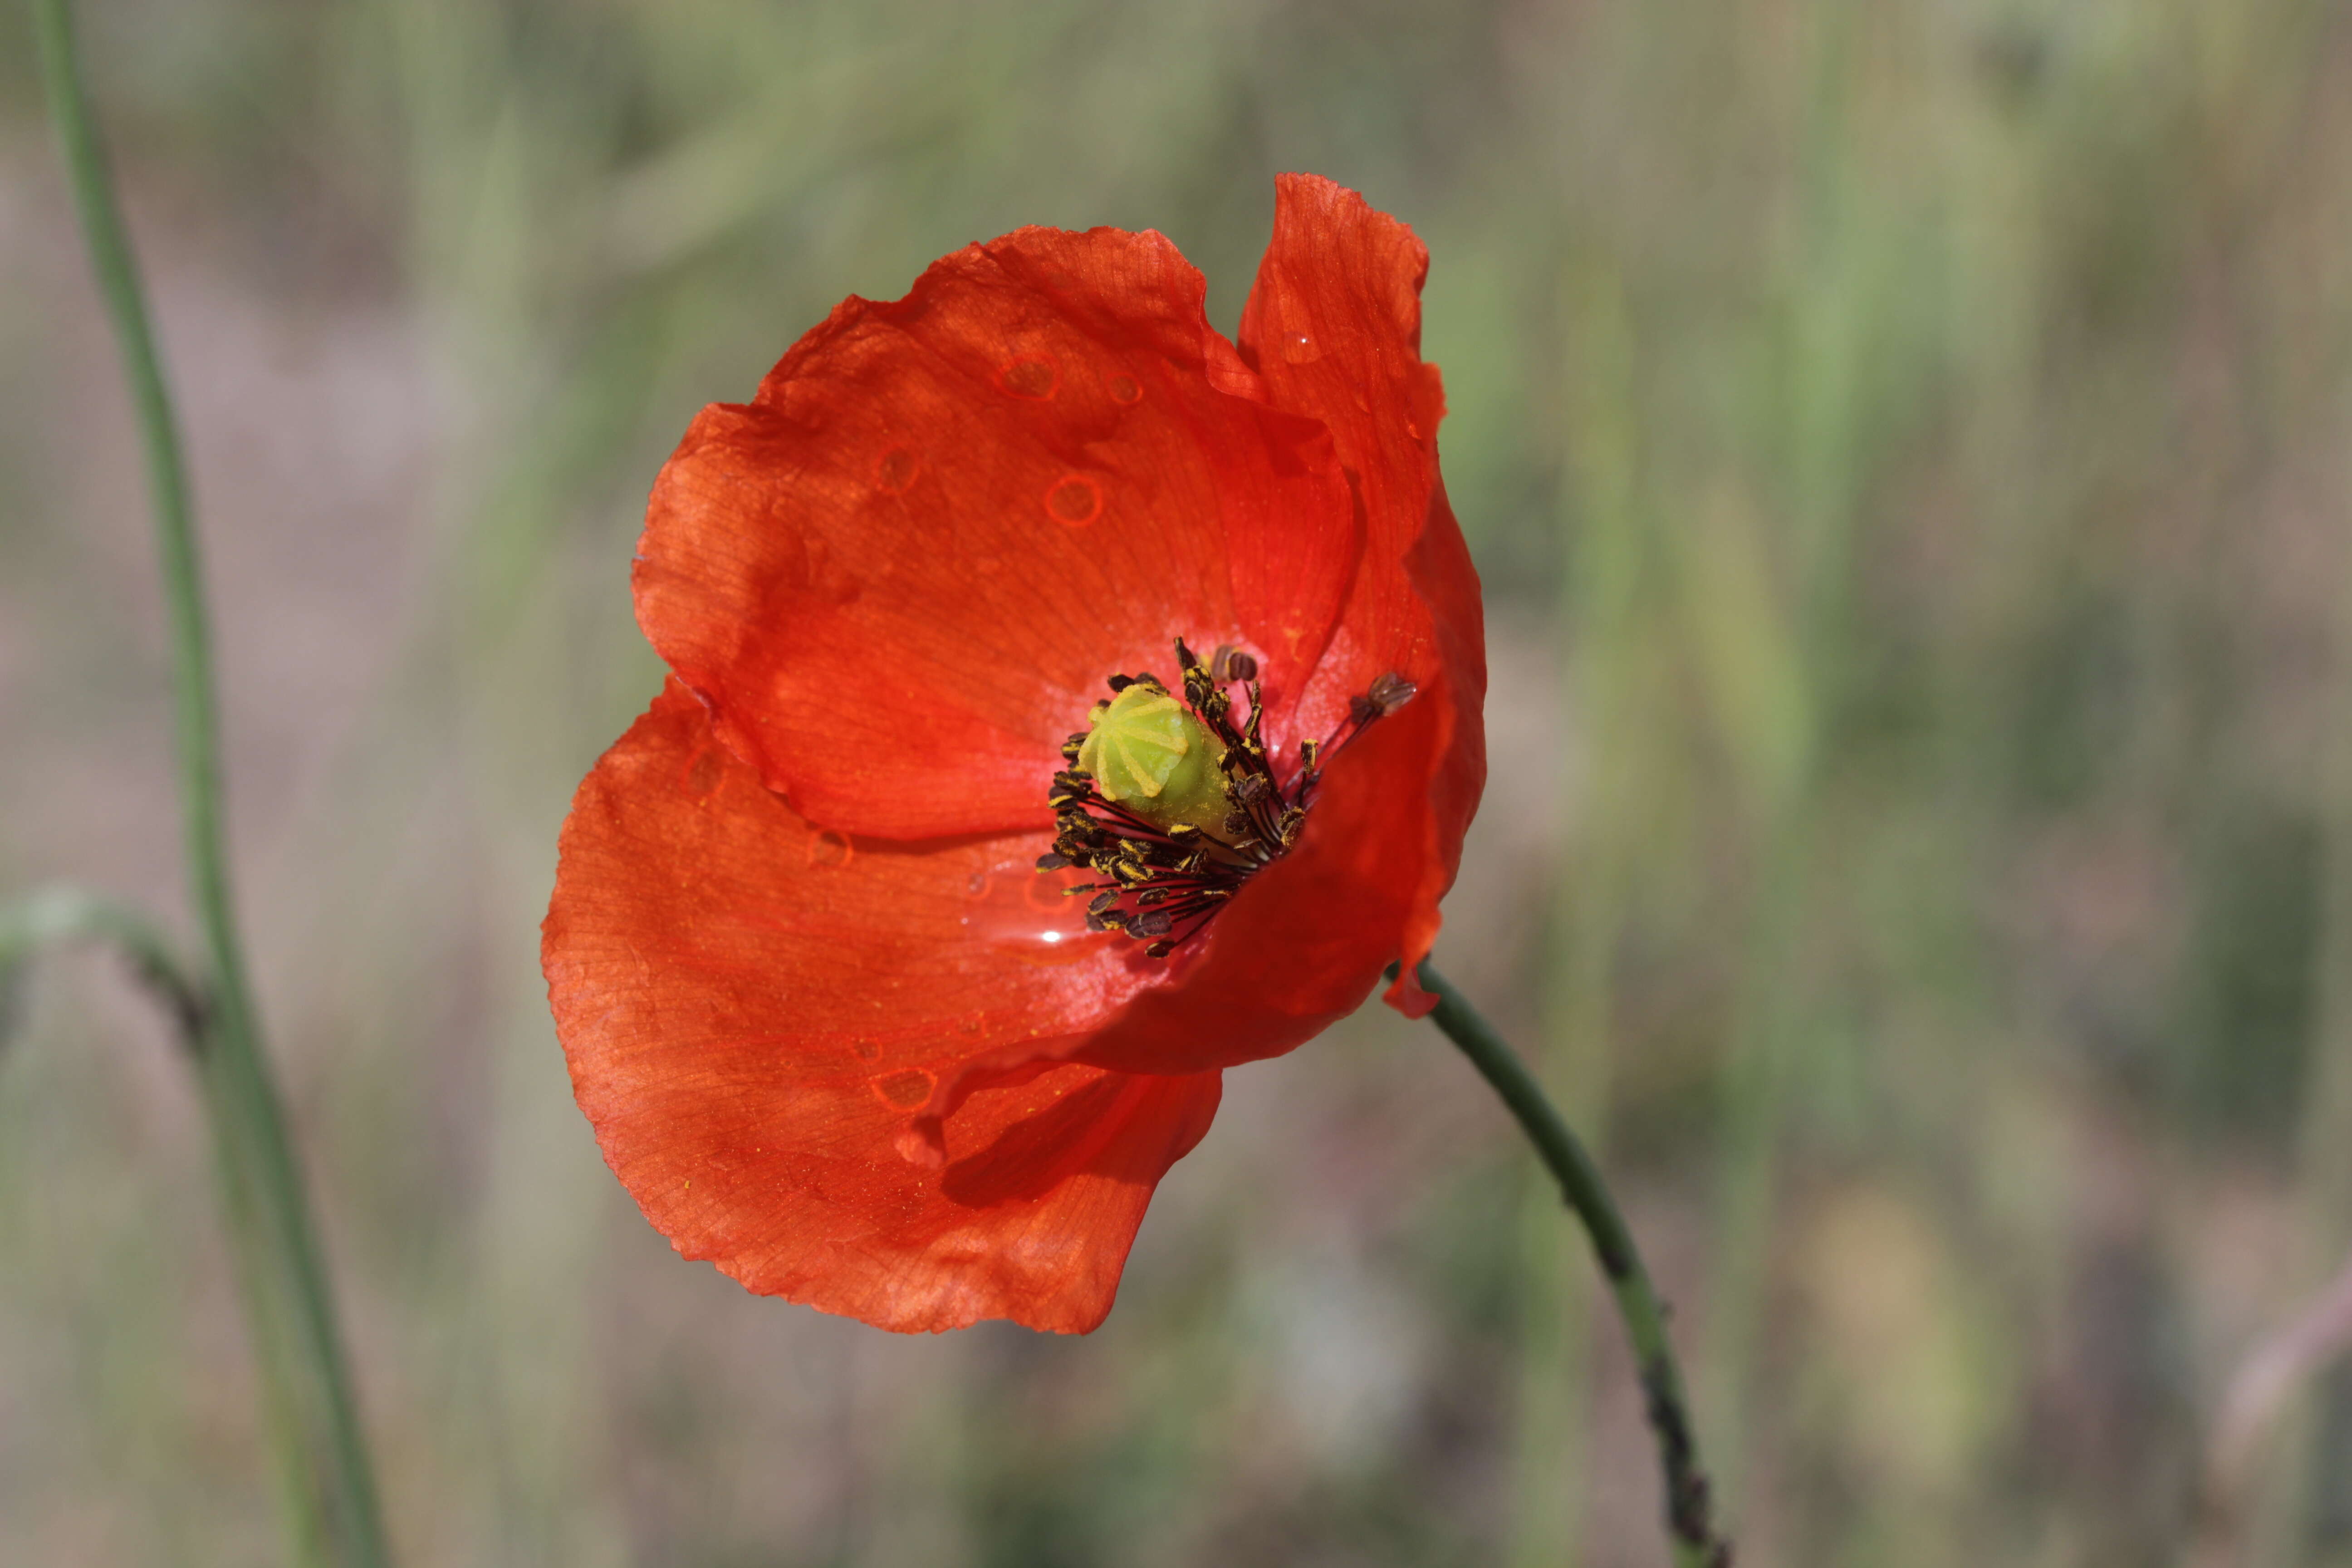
left=29, top=3, right=391, bottom=1564
left=1417, top=961, right=1730, bottom=1568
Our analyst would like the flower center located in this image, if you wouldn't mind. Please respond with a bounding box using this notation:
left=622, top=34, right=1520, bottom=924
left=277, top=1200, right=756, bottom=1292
left=1073, top=682, right=1230, bottom=834
left=1038, top=640, right=1417, bottom=958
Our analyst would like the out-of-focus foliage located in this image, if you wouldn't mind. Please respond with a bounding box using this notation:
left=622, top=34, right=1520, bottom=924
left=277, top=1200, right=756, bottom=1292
left=4, top=1, right=2351, bottom=1564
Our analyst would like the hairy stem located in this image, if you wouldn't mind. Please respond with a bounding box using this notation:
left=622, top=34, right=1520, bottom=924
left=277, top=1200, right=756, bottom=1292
left=1417, top=961, right=1731, bottom=1568
left=29, top=3, right=390, bottom=1563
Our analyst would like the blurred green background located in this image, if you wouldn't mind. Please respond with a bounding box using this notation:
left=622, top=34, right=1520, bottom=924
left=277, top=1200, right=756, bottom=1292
left=5, top=0, right=2352, bottom=1563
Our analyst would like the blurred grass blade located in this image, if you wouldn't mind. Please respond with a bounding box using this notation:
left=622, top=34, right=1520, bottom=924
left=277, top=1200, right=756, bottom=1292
left=1510, top=253, right=1642, bottom=1568
left=29, top=1, right=392, bottom=1563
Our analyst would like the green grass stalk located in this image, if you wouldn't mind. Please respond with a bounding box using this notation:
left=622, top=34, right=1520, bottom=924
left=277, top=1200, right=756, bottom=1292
left=1696, top=0, right=1866, bottom=1504
left=30, top=2, right=392, bottom=1562
left=2244, top=421, right=2352, bottom=1568
left=1509, top=255, right=1646, bottom=1568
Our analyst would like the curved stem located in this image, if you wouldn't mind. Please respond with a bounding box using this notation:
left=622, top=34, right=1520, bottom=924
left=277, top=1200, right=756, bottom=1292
left=29, top=5, right=391, bottom=1564
left=1417, top=961, right=1731, bottom=1568
left=1, top=886, right=211, bottom=1047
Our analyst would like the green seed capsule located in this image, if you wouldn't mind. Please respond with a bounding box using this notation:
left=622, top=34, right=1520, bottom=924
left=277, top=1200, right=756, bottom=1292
left=1074, top=682, right=1230, bottom=834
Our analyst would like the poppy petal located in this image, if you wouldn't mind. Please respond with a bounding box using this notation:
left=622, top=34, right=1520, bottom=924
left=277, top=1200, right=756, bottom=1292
left=1239, top=174, right=1488, bottom=1017
left=1390, top=478, right=1487, bottom=1015
left=543, top=681, right=1222, bottom=1333
left=633, top=226, right=1360, bottom=843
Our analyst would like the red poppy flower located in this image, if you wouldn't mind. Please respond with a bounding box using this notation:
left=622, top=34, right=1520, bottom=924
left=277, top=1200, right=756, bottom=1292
left=543, top=173, right=1485, bottom=1333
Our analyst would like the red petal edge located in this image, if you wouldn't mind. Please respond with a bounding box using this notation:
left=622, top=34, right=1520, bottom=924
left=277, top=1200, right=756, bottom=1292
left=543, top=681, right=1222, bottom=1333
left=1238, top=173, right=1487, bottom=1019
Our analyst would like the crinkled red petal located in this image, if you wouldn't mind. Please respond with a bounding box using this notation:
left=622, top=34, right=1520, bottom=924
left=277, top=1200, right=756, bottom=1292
left=549, top=179, right=1489, bottom=1334
left=543, top=681, right=1222, bottom=1333
left=1237, top=173, right=1487, bottom=1018
left=633, top=225, right=1360, bottom=842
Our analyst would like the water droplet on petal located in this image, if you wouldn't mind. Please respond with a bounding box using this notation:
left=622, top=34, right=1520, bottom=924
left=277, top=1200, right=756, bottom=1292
left=1024, top=882, right=1062, bottom=918
left=685, top=750, right=722, bottom=798
left=1045, top=474, right=1103, bottom=527
left=852, top=1039, right=880, bottom=1062
left=997, top=354, right=1059, bottom=399
left=1281, top=331, right=1320, bottom=364
left=960, top=850, right=1098, bottom=962
left=1108, top=373, right=1142, bottom=405
left=806, top=831, right=855, bottom=869
left=874, top=446, right=919, bottom=494
left=872, top=1068, right=935, bottom=1110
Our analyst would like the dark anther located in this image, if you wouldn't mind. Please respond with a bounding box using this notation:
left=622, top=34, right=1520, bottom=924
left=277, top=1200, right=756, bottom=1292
left=1035, top=852, right=1071, bottom=871
left=1367, top=671, right=1416, bottom=715
left=1210, top=645, right=1258, bottom=683
left=1106, top=674, right=1135, bottom=693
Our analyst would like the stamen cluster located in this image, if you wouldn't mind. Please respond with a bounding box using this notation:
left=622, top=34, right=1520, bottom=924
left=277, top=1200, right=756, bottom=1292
left=1038, top=641, right=1416, bottom=957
